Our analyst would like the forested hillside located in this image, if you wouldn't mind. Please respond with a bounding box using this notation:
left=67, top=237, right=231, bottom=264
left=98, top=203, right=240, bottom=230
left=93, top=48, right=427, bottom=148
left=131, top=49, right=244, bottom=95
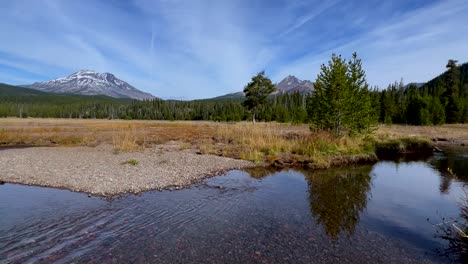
left=0, top=83, right=47, bottom=96
left=377, top=61, right=468, bottom=125
left=0, top=83, right=130, bottom=118
left=0, top=83, right=307, bottom=122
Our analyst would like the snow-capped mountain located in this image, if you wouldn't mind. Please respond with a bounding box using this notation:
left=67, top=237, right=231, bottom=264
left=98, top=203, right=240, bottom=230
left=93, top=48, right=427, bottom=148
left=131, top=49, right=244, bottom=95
left=23, top=70, right=155, bottom=100
left=275, top=75, right=314, bottom=94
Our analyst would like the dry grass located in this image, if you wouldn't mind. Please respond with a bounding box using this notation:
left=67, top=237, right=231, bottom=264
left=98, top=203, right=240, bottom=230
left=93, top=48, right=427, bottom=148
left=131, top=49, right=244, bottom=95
left=0, top=119, right=215, bottom=148
left=112, top=129, right=141, bottom=153
left=376, top=124, right=468, bottom=141
left=1, top=118, right=466, bottom=167
left=210, top=123, right=374, bottom=167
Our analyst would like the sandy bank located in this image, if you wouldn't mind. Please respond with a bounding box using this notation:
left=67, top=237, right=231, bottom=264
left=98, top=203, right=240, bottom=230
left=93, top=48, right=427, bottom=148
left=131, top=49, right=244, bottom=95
left=0, top=144, right=253, bottom=197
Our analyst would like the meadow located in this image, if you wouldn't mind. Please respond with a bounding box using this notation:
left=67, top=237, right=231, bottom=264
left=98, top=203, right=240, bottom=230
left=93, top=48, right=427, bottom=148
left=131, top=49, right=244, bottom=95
left=1, top=118, right=466, bottom=168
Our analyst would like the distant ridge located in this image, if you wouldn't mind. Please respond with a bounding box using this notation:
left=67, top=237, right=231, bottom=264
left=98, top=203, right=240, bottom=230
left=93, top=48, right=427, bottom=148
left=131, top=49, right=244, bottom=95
left=403, top=82, right=425, bottom=89
left=0, top=82, right=46, bottom=96
left=211, top=75, right=314, bottom=100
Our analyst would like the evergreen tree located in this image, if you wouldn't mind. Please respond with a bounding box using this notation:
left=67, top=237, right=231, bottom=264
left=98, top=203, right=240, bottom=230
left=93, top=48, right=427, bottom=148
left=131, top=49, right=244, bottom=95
left=431, top=97, right=446, bottom=125
left=291, top=106, right=308, bottom=124
left=308, top=53, right=373, bottom=135
left=347, top=52, right=373, bottom=133
left=379, top=90, right=393, bottom=124
left=406, top=91, right=431, bottom=125
left=444, top=60, right=462, bottom=123
left=461, top=97, right=468, bottom=123
left=309, top=54, right=349, bottom=134
left=242, top=71, right=276, bottom=123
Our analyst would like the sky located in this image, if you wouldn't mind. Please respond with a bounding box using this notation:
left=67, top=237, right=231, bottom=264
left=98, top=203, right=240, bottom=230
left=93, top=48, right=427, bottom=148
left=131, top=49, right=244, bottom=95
left=0, top=0, right=467, bottom=99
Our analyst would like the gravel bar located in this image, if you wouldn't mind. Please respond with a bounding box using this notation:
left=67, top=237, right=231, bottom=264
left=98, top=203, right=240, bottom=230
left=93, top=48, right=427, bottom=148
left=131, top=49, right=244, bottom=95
left=0, top=144, right=253, bottom=197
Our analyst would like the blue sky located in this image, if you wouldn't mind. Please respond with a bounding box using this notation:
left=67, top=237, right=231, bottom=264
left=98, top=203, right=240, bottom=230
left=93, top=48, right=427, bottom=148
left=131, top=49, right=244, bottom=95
left=0, top=0, right=467, bottom=99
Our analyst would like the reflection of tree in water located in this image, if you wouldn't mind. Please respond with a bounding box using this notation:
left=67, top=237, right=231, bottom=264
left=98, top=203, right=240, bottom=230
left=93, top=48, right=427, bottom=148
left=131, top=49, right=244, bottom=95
left=301, top=166, right=373, bottom=240
left=439, top=175, right=453, bottom=194
left=430, top=152, right=468, bottom=194
left=436, top=186, right=468, bottom=262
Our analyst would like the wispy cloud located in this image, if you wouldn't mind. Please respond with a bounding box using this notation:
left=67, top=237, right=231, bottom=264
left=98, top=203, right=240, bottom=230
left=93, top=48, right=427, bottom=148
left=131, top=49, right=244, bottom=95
left=0, top=0, right=466, bottom=98
left=279, top=0, right=340, bottom=37
left=271, top=0, right=468, bottom=87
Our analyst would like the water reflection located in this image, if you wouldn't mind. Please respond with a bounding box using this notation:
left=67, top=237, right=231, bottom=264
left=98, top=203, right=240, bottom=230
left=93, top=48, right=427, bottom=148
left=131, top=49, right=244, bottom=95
left=369, top=149, right=468, bottom=195
left=1, top=149, right=467, bottom=263
left=439, top=175, right=454, bottom=194
left=300, top=166, right=373, bottom=240
left=241, top=166, right=374, bottom=240
left=243, top=167, right=282, bottom=179
left=430, top=150, right=468, bottom=194
left=436, top=185, right=468, bottom=262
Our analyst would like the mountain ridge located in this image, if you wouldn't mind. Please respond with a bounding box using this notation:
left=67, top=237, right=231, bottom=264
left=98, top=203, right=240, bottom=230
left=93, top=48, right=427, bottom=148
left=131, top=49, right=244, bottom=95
left=211, top=75, right=314, bottom=100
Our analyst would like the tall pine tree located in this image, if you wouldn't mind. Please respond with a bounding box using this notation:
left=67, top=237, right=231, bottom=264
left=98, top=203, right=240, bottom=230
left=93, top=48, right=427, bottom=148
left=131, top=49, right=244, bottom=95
left=308, top=53, right=373, bottom=135
left=242, top=71, right=276, bottom=123
left=444, top=60, right=462, bottom=123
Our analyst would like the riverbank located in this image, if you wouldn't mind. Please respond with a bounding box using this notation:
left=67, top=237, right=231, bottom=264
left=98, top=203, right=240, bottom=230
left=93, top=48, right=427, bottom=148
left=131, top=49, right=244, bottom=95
left=2, top=119, right=461, bottom=165
left=0, top=144, right=253, bottom=197
left=377, top=124, right=468, bottom=147
left=1, top=119, right=467, bottom=196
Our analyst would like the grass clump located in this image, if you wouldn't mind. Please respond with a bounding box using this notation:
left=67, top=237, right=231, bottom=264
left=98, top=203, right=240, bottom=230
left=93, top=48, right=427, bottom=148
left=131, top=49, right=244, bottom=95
left=112, top=129, right=141, bottom=153
left=213, top=123, right=376, bottom=167
left=122, top=159, right=139, bottom=166
left=179, top=143, right=191, bottom=151
left=239, top=150, right=263, bottom=164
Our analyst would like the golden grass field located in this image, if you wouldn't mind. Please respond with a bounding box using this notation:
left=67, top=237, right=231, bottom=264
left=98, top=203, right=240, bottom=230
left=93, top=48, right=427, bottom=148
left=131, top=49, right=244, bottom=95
left=376, top=124, right=468, bottom=141
left=1, top=118, right=466, bottom=167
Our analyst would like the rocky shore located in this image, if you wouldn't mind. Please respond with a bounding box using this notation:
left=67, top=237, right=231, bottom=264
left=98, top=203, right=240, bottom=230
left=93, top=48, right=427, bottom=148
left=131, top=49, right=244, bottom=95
left=0, top=144, right=253, bottom=197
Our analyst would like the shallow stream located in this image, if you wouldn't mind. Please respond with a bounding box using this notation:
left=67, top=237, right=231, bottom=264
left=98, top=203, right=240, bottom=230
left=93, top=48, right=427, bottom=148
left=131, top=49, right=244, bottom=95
left=1, top=149, right=467, bottom=263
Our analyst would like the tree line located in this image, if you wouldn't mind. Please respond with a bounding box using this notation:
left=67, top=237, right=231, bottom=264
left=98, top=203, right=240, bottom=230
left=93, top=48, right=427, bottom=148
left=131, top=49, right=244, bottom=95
left=376, top=60, right=468, bottom=125
left=0, top=88, right=308, bottom=123
left=0, top=57, right=467, bottom=127
left=243, top=55, right=467, bottom=134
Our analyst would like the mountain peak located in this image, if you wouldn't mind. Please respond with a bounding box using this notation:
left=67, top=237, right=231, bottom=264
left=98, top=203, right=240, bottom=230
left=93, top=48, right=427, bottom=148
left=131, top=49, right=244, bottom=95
left=76, top=69, right=97, bottom=74
left=276, top=75, right=313, bottom=94
left=211, top=75, right=314, bottom=100
left=68, top=70, right=114, bottom=78
left=24, top=71, right=155, bottom=100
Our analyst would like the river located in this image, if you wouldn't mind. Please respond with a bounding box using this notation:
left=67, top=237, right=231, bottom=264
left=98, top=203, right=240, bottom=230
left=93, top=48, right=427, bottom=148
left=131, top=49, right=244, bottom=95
left=1, top=148, right=467, bottom=263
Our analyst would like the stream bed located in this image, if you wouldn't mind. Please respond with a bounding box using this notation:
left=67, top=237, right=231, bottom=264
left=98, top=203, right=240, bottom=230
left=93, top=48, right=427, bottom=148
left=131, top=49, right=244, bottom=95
left=1, top=149, right=467, bottom=263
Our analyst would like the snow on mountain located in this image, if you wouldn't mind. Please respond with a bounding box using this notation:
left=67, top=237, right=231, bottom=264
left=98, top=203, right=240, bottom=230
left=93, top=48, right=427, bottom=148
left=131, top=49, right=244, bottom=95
left=23, top=70, right=155, bottom=100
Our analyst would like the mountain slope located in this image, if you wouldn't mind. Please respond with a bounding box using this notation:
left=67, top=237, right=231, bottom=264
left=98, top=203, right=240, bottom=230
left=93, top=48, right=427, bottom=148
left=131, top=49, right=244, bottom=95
left=403, top=82, right=425, bottom=89
left=422, top=62, right=468, bottom=96
left=210, top=92, right=245, bottom=100
left=0, top=83, right=131, bottom=104
left=211, top=75, right=314, bottom=100
left=0, top=83, right=47, bottom=96
left=23, top=70, right=155, bottom=100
